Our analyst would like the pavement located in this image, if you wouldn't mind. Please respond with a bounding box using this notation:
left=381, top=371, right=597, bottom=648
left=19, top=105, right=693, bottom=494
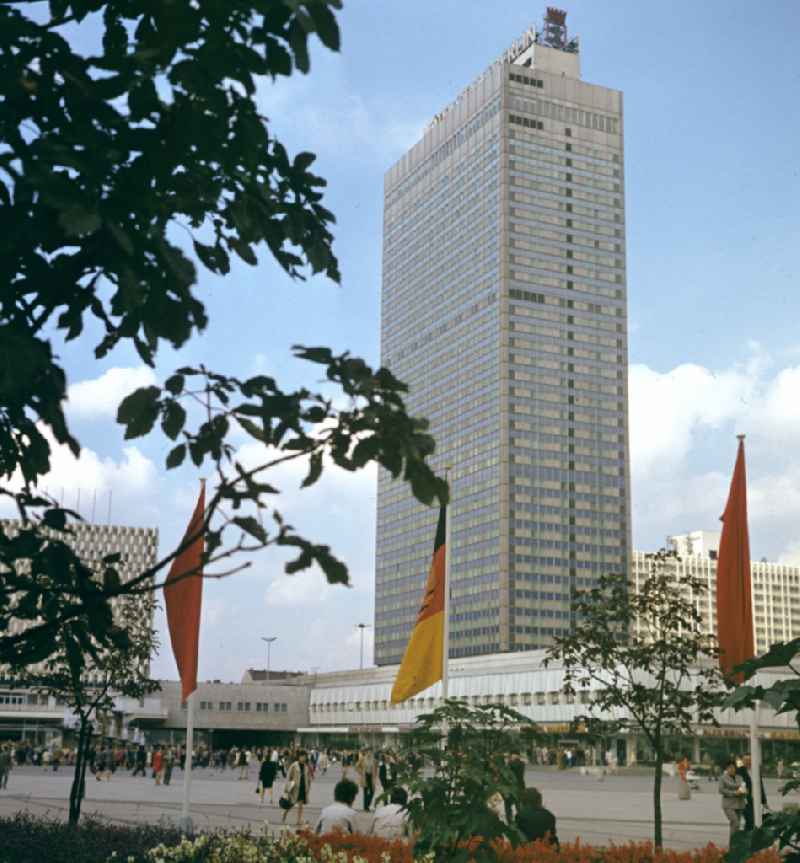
left=0, top=764, right=794, bottom=850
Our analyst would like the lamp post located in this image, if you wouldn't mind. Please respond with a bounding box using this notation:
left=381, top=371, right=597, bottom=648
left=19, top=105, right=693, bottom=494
left=260, top=636, right=277, bottom=680
left=356, top=623, right=371, bottom=670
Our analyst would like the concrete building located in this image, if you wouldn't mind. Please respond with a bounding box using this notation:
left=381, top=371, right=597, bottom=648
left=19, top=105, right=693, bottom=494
left=375, top=8, right=631, bottom=665
left=631, top=532, right=800, bottom=656
left=303, top=649, right=800, bottom=762
left=0, top=520, right=158, bottom=742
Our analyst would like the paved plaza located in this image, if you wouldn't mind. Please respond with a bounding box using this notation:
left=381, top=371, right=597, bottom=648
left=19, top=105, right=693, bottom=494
left=1, top=764, right=795, bottom=849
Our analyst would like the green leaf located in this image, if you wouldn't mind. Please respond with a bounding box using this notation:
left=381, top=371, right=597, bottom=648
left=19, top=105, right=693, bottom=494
left=301, top=451, right=323, bottom=488
left=58, top=206, right=101, bottom=237
left=161, top=400, right=186, bottom=440
left=166, top=444, right=186, bottom=469
left=116, top=386, right=161, bottom=439
left=164, top=374, right=184, bottom=396
left=232, top=516, right=267, bottom=544
left=306, top=2, right=341, bottom=51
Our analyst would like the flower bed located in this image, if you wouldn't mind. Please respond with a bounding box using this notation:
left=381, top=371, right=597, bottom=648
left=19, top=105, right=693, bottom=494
left=0, top=816, right=784, bottom=863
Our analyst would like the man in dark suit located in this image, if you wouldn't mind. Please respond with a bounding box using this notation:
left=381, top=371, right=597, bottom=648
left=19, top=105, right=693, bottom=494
left=737, top=755, right=767, bottom=830
left=516, top=786, right=559, bottom=847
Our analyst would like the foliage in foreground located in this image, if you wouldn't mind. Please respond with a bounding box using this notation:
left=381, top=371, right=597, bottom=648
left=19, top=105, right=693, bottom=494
left=393, top=700, right=539, bottom=863
left=0, top=814, right=183, bottom=863
left=724, top=637, right=800, bottom=863
left=547, top=553, right=728, bottom=848
left=0, top=0, right=446, bottom=679
left=0, top=816, right=784, bottom=863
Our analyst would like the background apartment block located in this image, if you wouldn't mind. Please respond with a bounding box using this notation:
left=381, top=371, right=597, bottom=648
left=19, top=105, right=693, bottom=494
left=631, top=531, right=800, bottom=654
left=1, top=520, right=158, bottom=683
left=375, top=10, right=631, bottom=664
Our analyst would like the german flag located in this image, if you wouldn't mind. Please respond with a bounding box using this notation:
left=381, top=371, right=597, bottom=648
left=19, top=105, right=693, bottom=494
left=390, top=506, right=446, bottom=704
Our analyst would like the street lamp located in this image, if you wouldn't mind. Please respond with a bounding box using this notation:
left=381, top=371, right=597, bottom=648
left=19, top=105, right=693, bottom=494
left=355, top=623, right=371, bottom=670
left=260, top=636, right=277, bottom=680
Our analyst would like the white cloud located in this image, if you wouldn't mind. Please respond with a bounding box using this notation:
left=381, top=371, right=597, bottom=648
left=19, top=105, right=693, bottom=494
left=67, top=366, right=157, bottom=420
left=629, top=349, right=800, bottom=560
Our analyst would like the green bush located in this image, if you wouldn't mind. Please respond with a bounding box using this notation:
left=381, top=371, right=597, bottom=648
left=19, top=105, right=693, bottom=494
left=0, top=814, right=186, bottom=863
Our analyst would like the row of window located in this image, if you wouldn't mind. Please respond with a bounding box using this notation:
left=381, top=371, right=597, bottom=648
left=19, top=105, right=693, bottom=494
left=197, top=701, right=288, bottom=713
left=310, top=688, right=594, bottom=714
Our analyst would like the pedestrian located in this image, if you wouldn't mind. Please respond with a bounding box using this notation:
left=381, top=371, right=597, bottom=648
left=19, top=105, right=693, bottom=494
left=719, top=761, right=747, bottom=840
left=378, top=752, right=395, bottom=794
left=315, top=778, right=359, bottom=835
left=0, top=743, right=12, bottom=790
left=677, top=754, right=691, bottom=801
left=516, top=786, right=559, bottom=848
left=737, top=755, right=767, bottom=831
left=238, top=747, right=248, bottom=780
left=258, top=750, right=279, bottom=805
left=132, top=745, right=146, bottom=777
left=281, top=749, right=312, bottom=827
left=370, top=786, right=411, bottom=840
left=152, top=745, right=164, bottom=786
left=356, top=748, right=378, bottom=811
left=777, top=758, right=785, bottom=780
left=163, top=747, right=175, bottom=786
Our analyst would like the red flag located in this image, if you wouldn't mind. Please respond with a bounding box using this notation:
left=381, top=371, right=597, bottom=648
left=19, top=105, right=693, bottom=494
left=716, top=437, right=754, bottom=679
left=164, top=483, right=205, bottom=702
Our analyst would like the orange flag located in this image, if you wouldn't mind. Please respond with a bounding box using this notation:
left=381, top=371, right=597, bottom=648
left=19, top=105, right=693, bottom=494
left=164, top=482, right=205, bottom=702
left=391, top=506, right=446, bottom=704
left=716, top=437, right=754, bottom=679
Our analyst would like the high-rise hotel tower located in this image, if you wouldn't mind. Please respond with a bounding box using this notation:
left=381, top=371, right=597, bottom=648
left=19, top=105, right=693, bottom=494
left=375, top=10, right=631, bottom=665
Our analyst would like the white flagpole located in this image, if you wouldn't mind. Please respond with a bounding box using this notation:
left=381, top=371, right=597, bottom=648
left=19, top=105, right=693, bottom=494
left=751, top=700, right=762, bottom=827
left=180, top=690, right=196, bottom=832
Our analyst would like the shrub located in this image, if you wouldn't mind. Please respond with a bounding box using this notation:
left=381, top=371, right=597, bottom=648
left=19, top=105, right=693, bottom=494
left=0, top=814, right=185, bottom=863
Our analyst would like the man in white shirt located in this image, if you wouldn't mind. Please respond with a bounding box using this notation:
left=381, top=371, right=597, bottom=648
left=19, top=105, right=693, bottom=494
left=315, top=779, right=359, bottom=835
left=370, top=787, right=410, bottom=840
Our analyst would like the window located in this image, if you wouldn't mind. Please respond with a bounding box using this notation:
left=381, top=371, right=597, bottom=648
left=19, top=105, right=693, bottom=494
left=274, top=703, right=281, bottom=713
left=237, top=702, right=243, bottom=711
left=244, top=702, right=251, bottom=712
left=282, top=703, right=288, bottom=713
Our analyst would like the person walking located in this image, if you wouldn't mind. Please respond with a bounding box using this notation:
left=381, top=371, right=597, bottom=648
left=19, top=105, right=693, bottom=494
left=132, top=745, right=146, bottom=777
left=238, top=746, right=249, bottom=780
left=719, top=761, right=747, bottom=841
left=677, top=754, right=691, bottom=800
left=737, top=755, right=767, bottom=831
left=356, top=749, right=378, bottom=812
left=0, top=744, right=12, bottom=790
left=281, top=750, right=312, bottom=827
left=152, top=745, right=164, bottom=786
left=163, top=747, right=175, bottom=786
left=258, top=750, right=279, bottom=805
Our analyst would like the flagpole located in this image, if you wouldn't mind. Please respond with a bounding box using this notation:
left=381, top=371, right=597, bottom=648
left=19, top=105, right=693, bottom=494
left=751, top=700, right=762, bottom=826
left=441, top=470, right=452, bottom=704
left=180, top=690, right=196, bottom=832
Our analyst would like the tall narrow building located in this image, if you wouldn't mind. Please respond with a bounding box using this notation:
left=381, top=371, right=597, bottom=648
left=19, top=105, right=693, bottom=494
left=375, top=10, right=631, bottom=665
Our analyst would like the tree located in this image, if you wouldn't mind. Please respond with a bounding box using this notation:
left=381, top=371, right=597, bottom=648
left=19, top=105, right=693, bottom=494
left=724, top=639, right=800, bottom=863
left=547, top=550, right=728, bottom=848
left=394, top=700, right=538, bottom=863
left=0, top=1, right=447, bottom=675
left=11, top=590, right=159, bottom=825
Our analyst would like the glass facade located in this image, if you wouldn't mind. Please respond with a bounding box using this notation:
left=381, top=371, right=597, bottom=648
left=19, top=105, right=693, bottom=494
left=376, top=37, right=631, bottom=666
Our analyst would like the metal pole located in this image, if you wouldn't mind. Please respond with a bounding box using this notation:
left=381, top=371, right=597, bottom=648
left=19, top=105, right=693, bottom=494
left=179, top=691, right=195, bottom=832
left=442, top=470, right=452, bottom=703
left=261, top=637, right=277, bottom=681
left=356, top=624, right=370, bottom=670
left=751, top=701, right=762, bottom=827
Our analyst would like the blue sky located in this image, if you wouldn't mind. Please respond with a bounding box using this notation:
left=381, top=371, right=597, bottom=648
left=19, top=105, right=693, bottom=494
left=10, top=1, right=800, bottom=680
